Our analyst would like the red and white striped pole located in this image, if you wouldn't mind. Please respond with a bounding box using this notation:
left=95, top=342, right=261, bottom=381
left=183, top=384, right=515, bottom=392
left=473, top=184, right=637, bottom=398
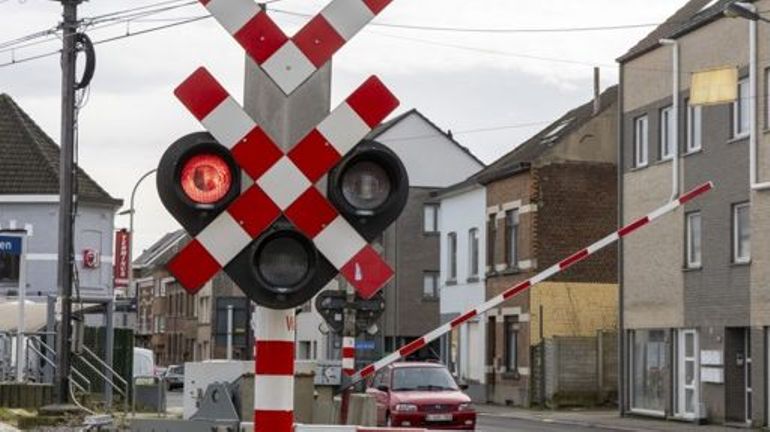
left=342, top=337, right=356, bottom=376
left=345, top=182, right=714, bottom=386
left=254, top=306, right=296, bottom=432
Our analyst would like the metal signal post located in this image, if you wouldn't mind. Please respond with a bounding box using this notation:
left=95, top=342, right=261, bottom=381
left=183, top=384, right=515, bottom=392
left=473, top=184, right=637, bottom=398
left=156, top=2, right=403, bottom=431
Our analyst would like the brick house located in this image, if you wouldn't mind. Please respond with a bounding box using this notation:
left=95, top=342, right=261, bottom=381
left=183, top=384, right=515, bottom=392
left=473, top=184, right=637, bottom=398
left=133, top=231, right=252, bottom=366
left=618, top=0, right=770, bottom=425
left=475, top=86, right=619, bottom=405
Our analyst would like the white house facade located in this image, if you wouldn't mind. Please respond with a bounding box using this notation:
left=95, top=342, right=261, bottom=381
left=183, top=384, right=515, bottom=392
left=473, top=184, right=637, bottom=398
left=437, top=180, right=487, bottom=402
left=297, top=109, right=484, bottom=369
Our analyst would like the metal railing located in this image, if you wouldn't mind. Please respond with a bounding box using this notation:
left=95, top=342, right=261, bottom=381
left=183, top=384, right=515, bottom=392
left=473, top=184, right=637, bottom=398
left=78, top=345, right=130, bottom=415
left=23, top=334, right=92, bottom=393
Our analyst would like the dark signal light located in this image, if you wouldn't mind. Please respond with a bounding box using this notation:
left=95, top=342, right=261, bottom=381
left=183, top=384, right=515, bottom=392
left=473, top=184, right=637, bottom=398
left=328, top=140, right=409, bottom=242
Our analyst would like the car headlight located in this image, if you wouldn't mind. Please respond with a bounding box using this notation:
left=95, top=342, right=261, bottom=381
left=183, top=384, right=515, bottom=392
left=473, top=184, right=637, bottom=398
left=394, top=403, right=418, bottom=413
left=458, top=402, right=475, bottom=412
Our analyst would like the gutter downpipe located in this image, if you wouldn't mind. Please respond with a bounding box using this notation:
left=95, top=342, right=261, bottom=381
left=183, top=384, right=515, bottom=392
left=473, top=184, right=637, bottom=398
left=746, top=4, right=770, bottom=191
left=617, top=64, right=626, bottom=417
left=660, top=39, right=680, bottom=200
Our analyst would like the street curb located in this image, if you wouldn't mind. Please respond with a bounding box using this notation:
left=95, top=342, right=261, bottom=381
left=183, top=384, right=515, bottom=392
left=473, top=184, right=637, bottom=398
left=478, top=412, right=658, bottom=432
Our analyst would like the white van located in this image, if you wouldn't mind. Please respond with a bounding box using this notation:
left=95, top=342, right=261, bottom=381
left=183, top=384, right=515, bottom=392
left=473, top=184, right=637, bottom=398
left=133, top=347, right=155, bottom=379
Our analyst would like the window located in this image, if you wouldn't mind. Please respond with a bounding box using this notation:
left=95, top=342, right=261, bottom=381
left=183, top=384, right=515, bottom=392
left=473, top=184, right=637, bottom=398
left=504, top=210, right=519, bottom=268
left=447, top=232, right=457, bottom=281
left=504, top=316, right=519, bottom=372
left=634, top=115, right=649, bottom=167
left=423, top=204, right=439, bottom=233
left=660, top=105, right=674, bottom=160
left=468, top=228, right=479, bottom=278
left=734, top=78, right=750, bottom=138
left=423, top=271, right=439, bottom=299
left=686, top=212, right=702, bottom=268
left=487, top=215, right=496, bottom=268
left=687, top=103, right=702, bottom=152
left=733, top=202, right=751, bottom=263
left=631, top=329, right=667, bottom=413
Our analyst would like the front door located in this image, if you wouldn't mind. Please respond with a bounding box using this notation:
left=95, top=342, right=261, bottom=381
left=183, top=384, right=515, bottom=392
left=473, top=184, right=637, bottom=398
left=676, top=329, right=699, bottom=419
left=725, top=328, right=750, bottom=423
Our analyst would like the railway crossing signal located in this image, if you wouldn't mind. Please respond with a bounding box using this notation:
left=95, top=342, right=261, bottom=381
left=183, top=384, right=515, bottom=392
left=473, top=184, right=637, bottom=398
left=316, top=290, right=386, bottom=334
left=157, top=69, right=406, bottom=309
left=156, top=1, right=401, bottom=429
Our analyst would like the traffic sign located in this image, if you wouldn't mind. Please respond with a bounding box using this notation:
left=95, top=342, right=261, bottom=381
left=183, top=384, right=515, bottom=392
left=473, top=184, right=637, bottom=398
left=0, top=236, right=22, bottom=255
left=315, top=290, right=386, bottom=333
left=201, top=0, right=394, bottom=95
left=161, top=68, right=403, bottom=308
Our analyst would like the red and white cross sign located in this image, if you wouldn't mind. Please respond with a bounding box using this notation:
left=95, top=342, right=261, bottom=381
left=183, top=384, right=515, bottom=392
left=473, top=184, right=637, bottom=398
left=167, top=67, right=400, bottom=300
left=200, top=0, right=393, bottom=94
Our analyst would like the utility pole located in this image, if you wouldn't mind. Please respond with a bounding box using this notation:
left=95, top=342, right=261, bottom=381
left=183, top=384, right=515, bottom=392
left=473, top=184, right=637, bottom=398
left=55, top=0, right=80, bottom=405
left=338, top=281, right=356, bottom=425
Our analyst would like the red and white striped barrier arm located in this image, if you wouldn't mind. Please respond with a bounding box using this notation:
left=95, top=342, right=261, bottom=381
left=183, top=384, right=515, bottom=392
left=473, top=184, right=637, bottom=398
left=169, top=68, right=399, bottom=298
left=254, top=306, right=295, bottom=432
left=200, top=0, right=394, bottom=94
left=347, top=182, right=714, bottom=385
left=342, top=336, right=356, bottom=375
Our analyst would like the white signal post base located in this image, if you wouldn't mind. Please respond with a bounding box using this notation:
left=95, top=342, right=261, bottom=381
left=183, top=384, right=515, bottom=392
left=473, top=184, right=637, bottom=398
left=253, top=306, right=296, bottom=432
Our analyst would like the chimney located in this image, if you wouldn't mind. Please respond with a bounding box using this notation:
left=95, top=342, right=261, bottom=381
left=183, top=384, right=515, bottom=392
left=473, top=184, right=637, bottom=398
left=593, top=67, right=601, bottom=115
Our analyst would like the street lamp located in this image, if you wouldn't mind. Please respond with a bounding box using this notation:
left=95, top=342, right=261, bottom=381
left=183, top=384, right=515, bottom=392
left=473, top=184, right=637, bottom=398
left=118, top=168, right=157, bottom=298
left=724, top=2, right=770, bottom=23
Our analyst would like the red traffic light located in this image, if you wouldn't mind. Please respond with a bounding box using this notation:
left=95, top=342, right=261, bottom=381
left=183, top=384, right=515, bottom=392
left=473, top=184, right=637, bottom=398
left=180, top=154, right=232, bottom=204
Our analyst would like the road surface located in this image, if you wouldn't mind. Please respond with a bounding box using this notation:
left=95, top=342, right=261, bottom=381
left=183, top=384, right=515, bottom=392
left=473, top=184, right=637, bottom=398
left=166, top=390, right=623, bottom=431
left=477, top=415, right=625, bottom=432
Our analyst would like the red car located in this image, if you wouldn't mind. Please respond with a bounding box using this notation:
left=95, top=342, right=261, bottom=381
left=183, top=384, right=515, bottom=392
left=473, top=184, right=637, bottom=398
left=366, top=362, right=476, bottom=430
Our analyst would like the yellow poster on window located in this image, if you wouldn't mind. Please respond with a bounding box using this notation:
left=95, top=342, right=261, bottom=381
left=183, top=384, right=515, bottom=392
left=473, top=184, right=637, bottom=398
left=690, top=67, right=739, bottom=106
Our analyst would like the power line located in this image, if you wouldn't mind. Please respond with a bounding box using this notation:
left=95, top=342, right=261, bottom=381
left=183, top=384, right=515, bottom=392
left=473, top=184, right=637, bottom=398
left=271, top=8, right=663, bottom=34
left=85, top=0, right=193, bottom=22
left=0, top=3, right=764, bottom=78
left=0, top=15, right=213, bottom=68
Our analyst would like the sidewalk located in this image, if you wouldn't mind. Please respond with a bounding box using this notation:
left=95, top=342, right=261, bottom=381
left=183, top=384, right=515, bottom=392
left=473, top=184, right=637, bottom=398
left=477, top=405, right=748, bottom=432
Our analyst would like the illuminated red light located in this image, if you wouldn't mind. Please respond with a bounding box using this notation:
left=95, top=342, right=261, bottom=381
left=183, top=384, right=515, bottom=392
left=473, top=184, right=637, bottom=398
left=180, top=154, right=232, bottom=204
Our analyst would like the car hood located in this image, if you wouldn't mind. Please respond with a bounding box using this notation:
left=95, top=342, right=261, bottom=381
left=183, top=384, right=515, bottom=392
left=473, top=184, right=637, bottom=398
left=390, top=390, right=470, bottom=405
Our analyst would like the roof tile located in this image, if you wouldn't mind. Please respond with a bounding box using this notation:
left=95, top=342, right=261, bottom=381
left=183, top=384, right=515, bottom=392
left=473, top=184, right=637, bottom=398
left=0, top=93, right=121, bottom=205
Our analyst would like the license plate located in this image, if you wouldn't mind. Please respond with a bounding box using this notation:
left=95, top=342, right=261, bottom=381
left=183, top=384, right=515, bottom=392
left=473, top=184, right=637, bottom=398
left=426, top=414, right=453, bottom=422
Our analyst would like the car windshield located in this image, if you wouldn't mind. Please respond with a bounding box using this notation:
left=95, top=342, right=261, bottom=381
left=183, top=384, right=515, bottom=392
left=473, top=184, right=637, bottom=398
left=391, top=366, right=459, bottom=392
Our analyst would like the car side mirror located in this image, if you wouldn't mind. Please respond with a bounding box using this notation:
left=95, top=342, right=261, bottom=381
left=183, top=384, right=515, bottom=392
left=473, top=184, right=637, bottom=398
left=377, top=385, right=389, bottom=392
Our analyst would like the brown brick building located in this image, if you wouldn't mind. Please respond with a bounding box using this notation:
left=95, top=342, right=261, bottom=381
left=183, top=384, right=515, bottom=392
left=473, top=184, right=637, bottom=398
left=133, top=231, right=252, bottom=367
left=478, top=85, right=619, bottom=405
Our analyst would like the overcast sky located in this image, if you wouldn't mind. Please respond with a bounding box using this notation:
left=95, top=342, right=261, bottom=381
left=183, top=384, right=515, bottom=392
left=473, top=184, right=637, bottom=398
left=0, top=0, right=687, bottom=255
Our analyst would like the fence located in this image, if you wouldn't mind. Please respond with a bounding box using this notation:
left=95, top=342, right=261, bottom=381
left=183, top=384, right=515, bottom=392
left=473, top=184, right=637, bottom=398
left=531, top=331, right=617, bottom=408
